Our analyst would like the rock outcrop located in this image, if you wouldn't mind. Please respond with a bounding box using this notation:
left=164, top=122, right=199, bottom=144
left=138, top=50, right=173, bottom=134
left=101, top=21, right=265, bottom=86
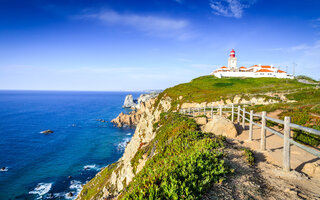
left=111, top=111, right=141, bottom=127
left=123, top=95, right=137, bottom=108
left=180, top=93, right=294, bottom=109
left=203, top=115, right=237, bottom=138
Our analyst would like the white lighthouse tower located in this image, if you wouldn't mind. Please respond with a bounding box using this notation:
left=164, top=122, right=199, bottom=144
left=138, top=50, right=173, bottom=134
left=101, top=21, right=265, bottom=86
left=228, top=49, right=237, bottom=70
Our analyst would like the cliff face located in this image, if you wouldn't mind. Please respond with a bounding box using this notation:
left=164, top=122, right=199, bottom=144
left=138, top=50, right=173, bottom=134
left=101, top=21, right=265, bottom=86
left=78, top=95, right=172, bottom=199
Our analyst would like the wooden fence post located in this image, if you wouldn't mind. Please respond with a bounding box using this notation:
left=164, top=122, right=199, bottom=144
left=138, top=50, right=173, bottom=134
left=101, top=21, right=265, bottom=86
left=260, top=111, right=267, bottom=151
left=189, top=108, right=191, bottom=115
left=211, top=107, right=213, bottom=119
left=231, top=104, right=234, bottom=122
left=249, top=110, right=253, bottom=141
left=219, top=105, right=222, bottom=117
left=242, top=107, right=246, bottom=129
left=204, top=106, right=206, bottom=116
left=237, top=106, right=241, bottom=123
left=193, top=108, right=195, bottom=117
left=283, top=116, right=291, bottom=172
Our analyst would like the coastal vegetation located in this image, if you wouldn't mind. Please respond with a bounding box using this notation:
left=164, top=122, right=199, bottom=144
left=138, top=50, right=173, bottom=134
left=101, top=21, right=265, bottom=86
left=121, top=112, right=230, bottom=199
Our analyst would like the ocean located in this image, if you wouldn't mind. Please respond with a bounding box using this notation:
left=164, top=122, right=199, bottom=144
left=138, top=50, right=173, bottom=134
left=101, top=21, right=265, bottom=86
left=0, top=90, right=139, bottom=200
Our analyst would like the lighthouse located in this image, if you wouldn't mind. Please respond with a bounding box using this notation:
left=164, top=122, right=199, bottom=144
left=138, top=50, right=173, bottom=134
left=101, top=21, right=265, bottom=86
left=228, top=49, right=237, bottom=70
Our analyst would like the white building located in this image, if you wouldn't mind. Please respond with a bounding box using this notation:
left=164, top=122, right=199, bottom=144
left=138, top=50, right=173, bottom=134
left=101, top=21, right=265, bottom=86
left=211, top=49, right=294, bottom=79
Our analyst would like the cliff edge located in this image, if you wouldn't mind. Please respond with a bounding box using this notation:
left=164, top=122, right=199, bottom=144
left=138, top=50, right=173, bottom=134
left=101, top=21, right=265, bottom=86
left=77, top=76, right=320, bottom=200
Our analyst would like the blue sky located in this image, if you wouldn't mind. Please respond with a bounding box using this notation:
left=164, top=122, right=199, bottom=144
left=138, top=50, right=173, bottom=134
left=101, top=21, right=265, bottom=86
left=0, top=0, right=319, bottom=91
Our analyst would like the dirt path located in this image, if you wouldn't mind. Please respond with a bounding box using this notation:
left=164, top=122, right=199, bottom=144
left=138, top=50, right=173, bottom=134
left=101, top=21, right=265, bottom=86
left=204, top=140, right=320, bottom=200
left=230, top=112, right=320, bottom=199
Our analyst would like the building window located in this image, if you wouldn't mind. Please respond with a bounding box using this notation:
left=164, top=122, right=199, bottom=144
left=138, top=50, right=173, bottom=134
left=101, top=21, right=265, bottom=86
left=260, top=73, right=264, bottom=75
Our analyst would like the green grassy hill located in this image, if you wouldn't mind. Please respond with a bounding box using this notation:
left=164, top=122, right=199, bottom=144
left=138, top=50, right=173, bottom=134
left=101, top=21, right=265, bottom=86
left=158, top=76, right=320, bottom=147
left=157, top=76, right=312, bottom=109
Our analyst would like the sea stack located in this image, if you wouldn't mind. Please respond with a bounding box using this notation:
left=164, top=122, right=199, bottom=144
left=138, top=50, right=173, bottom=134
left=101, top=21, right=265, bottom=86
left=122, top=95, right=137, bottom=108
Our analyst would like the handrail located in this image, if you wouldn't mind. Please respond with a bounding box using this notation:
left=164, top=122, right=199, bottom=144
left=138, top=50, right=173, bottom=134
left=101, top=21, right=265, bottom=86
left=289, top=123, right=320, bottom=136
left=252, top=113, right=261, bottom=118
left=290, top=139, right=320, bottom=157
left=265, top=116, right=284, bottom=125
left=180, top=104, right=320, bottom=169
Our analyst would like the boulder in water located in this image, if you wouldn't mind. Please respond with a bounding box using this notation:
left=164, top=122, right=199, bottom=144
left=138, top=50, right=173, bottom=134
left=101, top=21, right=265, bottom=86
left=0, top=167, right=8, bottom=172
left=40, top=130, right=54, bottom=134
left=67, top=192, right=73, bottom=197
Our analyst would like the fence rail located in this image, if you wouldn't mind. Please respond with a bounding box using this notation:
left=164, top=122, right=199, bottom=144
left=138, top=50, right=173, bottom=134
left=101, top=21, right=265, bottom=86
left=179, top=104, right=320, bottom=172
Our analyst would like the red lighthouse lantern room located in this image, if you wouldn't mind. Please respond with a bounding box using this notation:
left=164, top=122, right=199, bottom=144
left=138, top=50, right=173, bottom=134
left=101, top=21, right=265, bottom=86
left=230, top=49, right=235, bottom=58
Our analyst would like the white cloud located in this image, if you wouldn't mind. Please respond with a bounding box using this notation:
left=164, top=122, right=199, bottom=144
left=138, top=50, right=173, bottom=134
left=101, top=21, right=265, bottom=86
left=312, top=18, right=320, bottom=28
left=260, top=42, right=319, bottom=52
left=209, top=0, right=257, bottom=18
left=259, top=40, right=320, bottom=80
left=76, top=10, right=194, bottom=40
left=174, top=0, right=184, bottom=4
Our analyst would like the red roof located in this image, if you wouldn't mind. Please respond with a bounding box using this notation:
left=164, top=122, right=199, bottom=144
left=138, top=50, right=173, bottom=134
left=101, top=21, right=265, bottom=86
left=240, top=66, right=247, bottom=69
left=256, top=69, right=273, bottom=72
left=277, top=70, right=286, bottom=73
left=221, top=66, right=227, bottom=69
left=261, top=65, right=271, bottom=68
left=250, top=65, right=259, bottom=68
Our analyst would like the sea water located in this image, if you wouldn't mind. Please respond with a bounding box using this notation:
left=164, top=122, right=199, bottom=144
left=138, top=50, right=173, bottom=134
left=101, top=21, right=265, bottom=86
left=0, top=91, right=139, bottom=199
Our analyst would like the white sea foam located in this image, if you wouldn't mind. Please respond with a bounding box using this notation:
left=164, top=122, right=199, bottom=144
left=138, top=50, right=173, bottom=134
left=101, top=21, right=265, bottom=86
left=117, top=137, right=131, bottom=152
left=126, top=133, right=132, bottom=135
left=83, top=164, right=100, bottom=171
left=64, top=180, right=83, bottom=199
left=29, top=183, right=52, bottom=197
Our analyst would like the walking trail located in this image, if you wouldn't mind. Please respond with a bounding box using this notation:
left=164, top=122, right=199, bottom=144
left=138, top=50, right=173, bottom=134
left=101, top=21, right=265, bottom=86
left=230, top=110, right=320, bottom=199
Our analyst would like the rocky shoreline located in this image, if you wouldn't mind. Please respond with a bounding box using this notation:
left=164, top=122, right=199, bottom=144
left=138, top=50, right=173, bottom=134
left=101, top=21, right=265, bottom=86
left=111, top=110, right=141, bottom=127
left=111, top=92, right=159, bottom=127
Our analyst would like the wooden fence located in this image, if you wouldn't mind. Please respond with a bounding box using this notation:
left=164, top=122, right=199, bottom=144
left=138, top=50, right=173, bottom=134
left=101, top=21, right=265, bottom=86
left=179, top=104, right=320, bottom=172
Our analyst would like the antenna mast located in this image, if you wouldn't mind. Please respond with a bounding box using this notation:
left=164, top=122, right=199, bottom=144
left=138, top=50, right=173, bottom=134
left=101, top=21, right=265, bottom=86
left=293, top=62, right=297, bottom=77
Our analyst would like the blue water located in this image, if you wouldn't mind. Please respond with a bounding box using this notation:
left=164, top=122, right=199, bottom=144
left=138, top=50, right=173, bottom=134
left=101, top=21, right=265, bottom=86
left=0, top=91, right=139, bottom=200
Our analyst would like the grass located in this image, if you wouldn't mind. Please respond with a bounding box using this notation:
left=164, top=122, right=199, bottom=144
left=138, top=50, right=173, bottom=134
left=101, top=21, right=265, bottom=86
left=158, top=76, right=319, bottom=146
left=242, top=148, right=255, bottom=166
left=158, top=76, right=310, bottom=110
left=159, top=76, right=319, bottom=147
left=120, top=112, right=230, bottom=199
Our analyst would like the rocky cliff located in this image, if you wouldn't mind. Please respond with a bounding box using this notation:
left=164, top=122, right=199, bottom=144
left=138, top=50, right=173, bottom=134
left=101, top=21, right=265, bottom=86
left=77, top=94, right=172, bottom=199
